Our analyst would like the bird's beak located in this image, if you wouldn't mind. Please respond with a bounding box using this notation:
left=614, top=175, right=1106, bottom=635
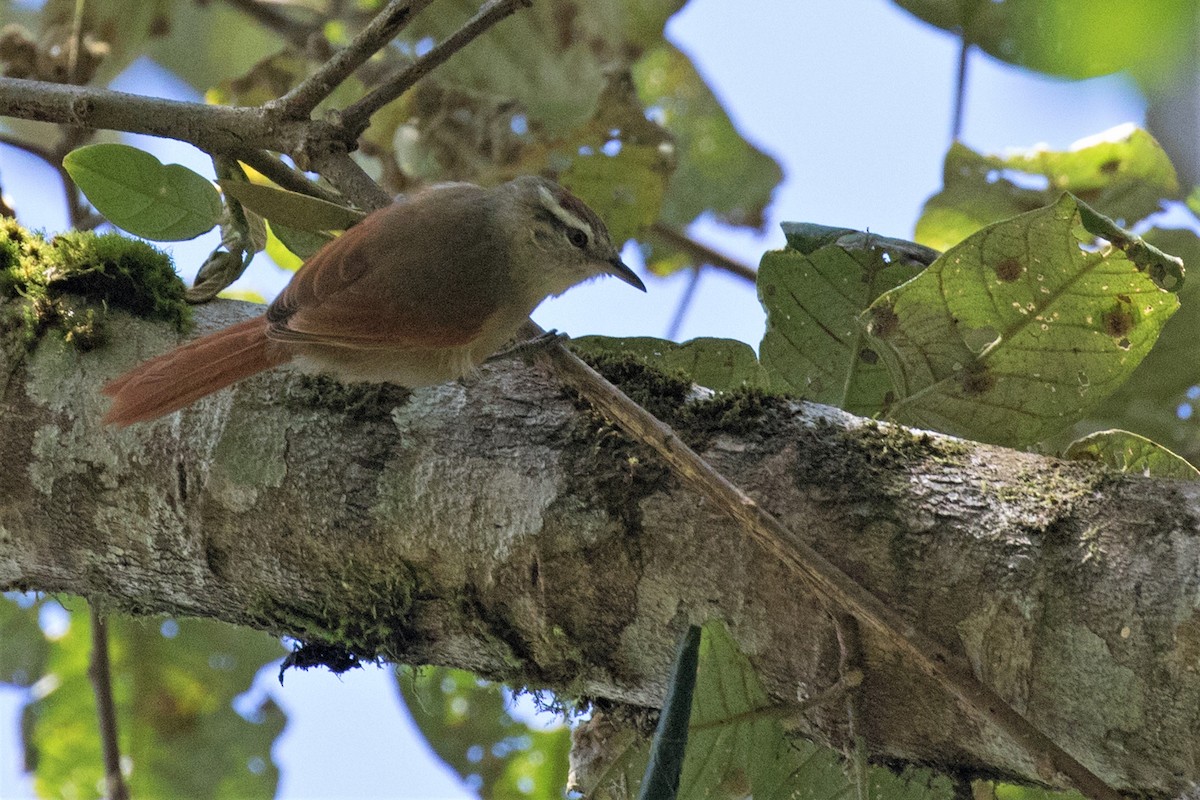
left=607, top=257, right=646, bottom=292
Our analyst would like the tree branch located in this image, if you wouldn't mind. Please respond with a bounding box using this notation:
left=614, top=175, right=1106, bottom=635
left=268, top=0, right=438, bottom=120
left=231, top=149, right=345, bottom=204
left=340, top=0, right=532, bottom=137
left=650, top=222, right=757, bottom=283
left=524, top=323, right=1119, bottom=800
left=0, top=77, right=298, bottom=153
left=3, top=300, right=1196, bottom=796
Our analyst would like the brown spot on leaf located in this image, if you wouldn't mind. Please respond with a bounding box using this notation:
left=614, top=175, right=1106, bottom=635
left=1099, top=159, right=1121, bottom=175
left=869, top=305, right=900, bottom=339
left=1103, top=307, right=1135, bottom=338
left=961, top=364, right=995, bottom=396
left=995, top=257, right=1023, bottom=282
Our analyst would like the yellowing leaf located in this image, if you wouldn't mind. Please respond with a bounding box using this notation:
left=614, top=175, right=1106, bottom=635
left=917, top=127, right=1179, bottom=252
left=217, top=180, right=365, bottom=233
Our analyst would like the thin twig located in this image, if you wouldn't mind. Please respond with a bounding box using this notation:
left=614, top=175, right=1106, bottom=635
left=524, top=321, right=1122, bottom=800
left=88, top=606, right=129, bottom=800
left=233, top=148, right=345, bottom=204
left=221, top=0, right=316, bottom=49
left=340, top=0, right=532, bottom=137
left=665, top=266, right=702, bottom=340
left=951, top=34, right=971, bottom=142
left=269, top=0, right=437, bottom=120
left=650, top=221, right=757, bottom=283
left=0, top=131, right=90, bottom=228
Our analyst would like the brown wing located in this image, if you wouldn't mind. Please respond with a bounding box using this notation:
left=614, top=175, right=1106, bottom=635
left=266, top=184, right=504, bottom=351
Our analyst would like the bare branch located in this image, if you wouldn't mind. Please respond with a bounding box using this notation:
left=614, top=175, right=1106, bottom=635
left=340, top=0, right=532, bottom=137
left=523, top=321, right=1122, bottom=800
left=650, top=221, right=757, bottom=283
left=269, top=0, right=438, bottom=120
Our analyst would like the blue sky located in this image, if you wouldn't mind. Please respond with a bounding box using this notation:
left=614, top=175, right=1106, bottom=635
left=0, top=0, right=1148, bottom=797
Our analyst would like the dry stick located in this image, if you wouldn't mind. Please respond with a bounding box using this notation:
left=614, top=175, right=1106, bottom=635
left=524, top=322, right=1122, bottom=800
left=650, top=221, right=757, bottom=283
left=88, top=607, right=129, bottom=800
left=340, top=0, right=532, bottom=137
left=269, top=0, right=438, bottom=120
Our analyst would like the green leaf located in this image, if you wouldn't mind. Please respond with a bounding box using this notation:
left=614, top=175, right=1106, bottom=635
left=395, top=666, right=571, bottom=800
left=634, top=43, right=782, bottom=230
left=580, top=621, right=956, bottom=800
left=570, top=336, right=769, bottom=392
left=1063, top=430, right=1200, bottom=479
left=916, top=128, right=1180, bottom=252
left=63, top=143, right=222, bottom=241
left=758, top=226, right=931, bottom=415
left=266, top=221, right=329, bottom=266
left=867, top=193, right=1181, bottom=447
left=25, top=607, right=285, bottom=799
left=891, top=0, right=1195, bottom=87
left=217, top=180, right=365, bottom=233
left=146, top=0, right=286, bottom=94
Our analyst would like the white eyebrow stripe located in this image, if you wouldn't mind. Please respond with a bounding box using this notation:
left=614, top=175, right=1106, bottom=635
left=537, top=185, right=593, bottom=242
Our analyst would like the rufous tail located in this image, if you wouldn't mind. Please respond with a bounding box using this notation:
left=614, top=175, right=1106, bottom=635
left=102, top=315, right=290, bottom=427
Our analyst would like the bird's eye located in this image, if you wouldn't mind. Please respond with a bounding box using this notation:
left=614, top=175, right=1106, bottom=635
left=567, top=228, right=589, bottom=250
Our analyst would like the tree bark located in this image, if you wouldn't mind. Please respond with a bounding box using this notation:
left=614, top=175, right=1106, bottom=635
left=3, top=300, right=1199, bottom=796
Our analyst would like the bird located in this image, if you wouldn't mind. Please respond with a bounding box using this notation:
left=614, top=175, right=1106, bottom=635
left=101, top=176, right=645, bottom=427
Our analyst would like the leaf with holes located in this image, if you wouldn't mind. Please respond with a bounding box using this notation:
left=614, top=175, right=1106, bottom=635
left=758, top=224, right=932, bottom=415
left=63, top=144, right=222, bottom=241
left=1064, top=430, right=1200, bottom=479
left=865, top=193, right=1181, bottom=447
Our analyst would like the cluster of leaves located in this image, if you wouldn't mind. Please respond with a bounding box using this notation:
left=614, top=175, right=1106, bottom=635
left=4, top=0, right=782, bottom=282
left=0, top=596, right=284, bottom=798
left=579, top=126, right=1200, bottom=479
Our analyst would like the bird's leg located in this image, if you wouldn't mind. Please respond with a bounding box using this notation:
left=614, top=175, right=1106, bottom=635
left=487, top=329, right=571, bottom=363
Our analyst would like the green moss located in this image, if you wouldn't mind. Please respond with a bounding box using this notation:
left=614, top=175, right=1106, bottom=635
left=247, top=555, right=422, bottom=662
left=282, top=372, right=411, bottom=422
left=0, top=220, right=189, bottom=352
